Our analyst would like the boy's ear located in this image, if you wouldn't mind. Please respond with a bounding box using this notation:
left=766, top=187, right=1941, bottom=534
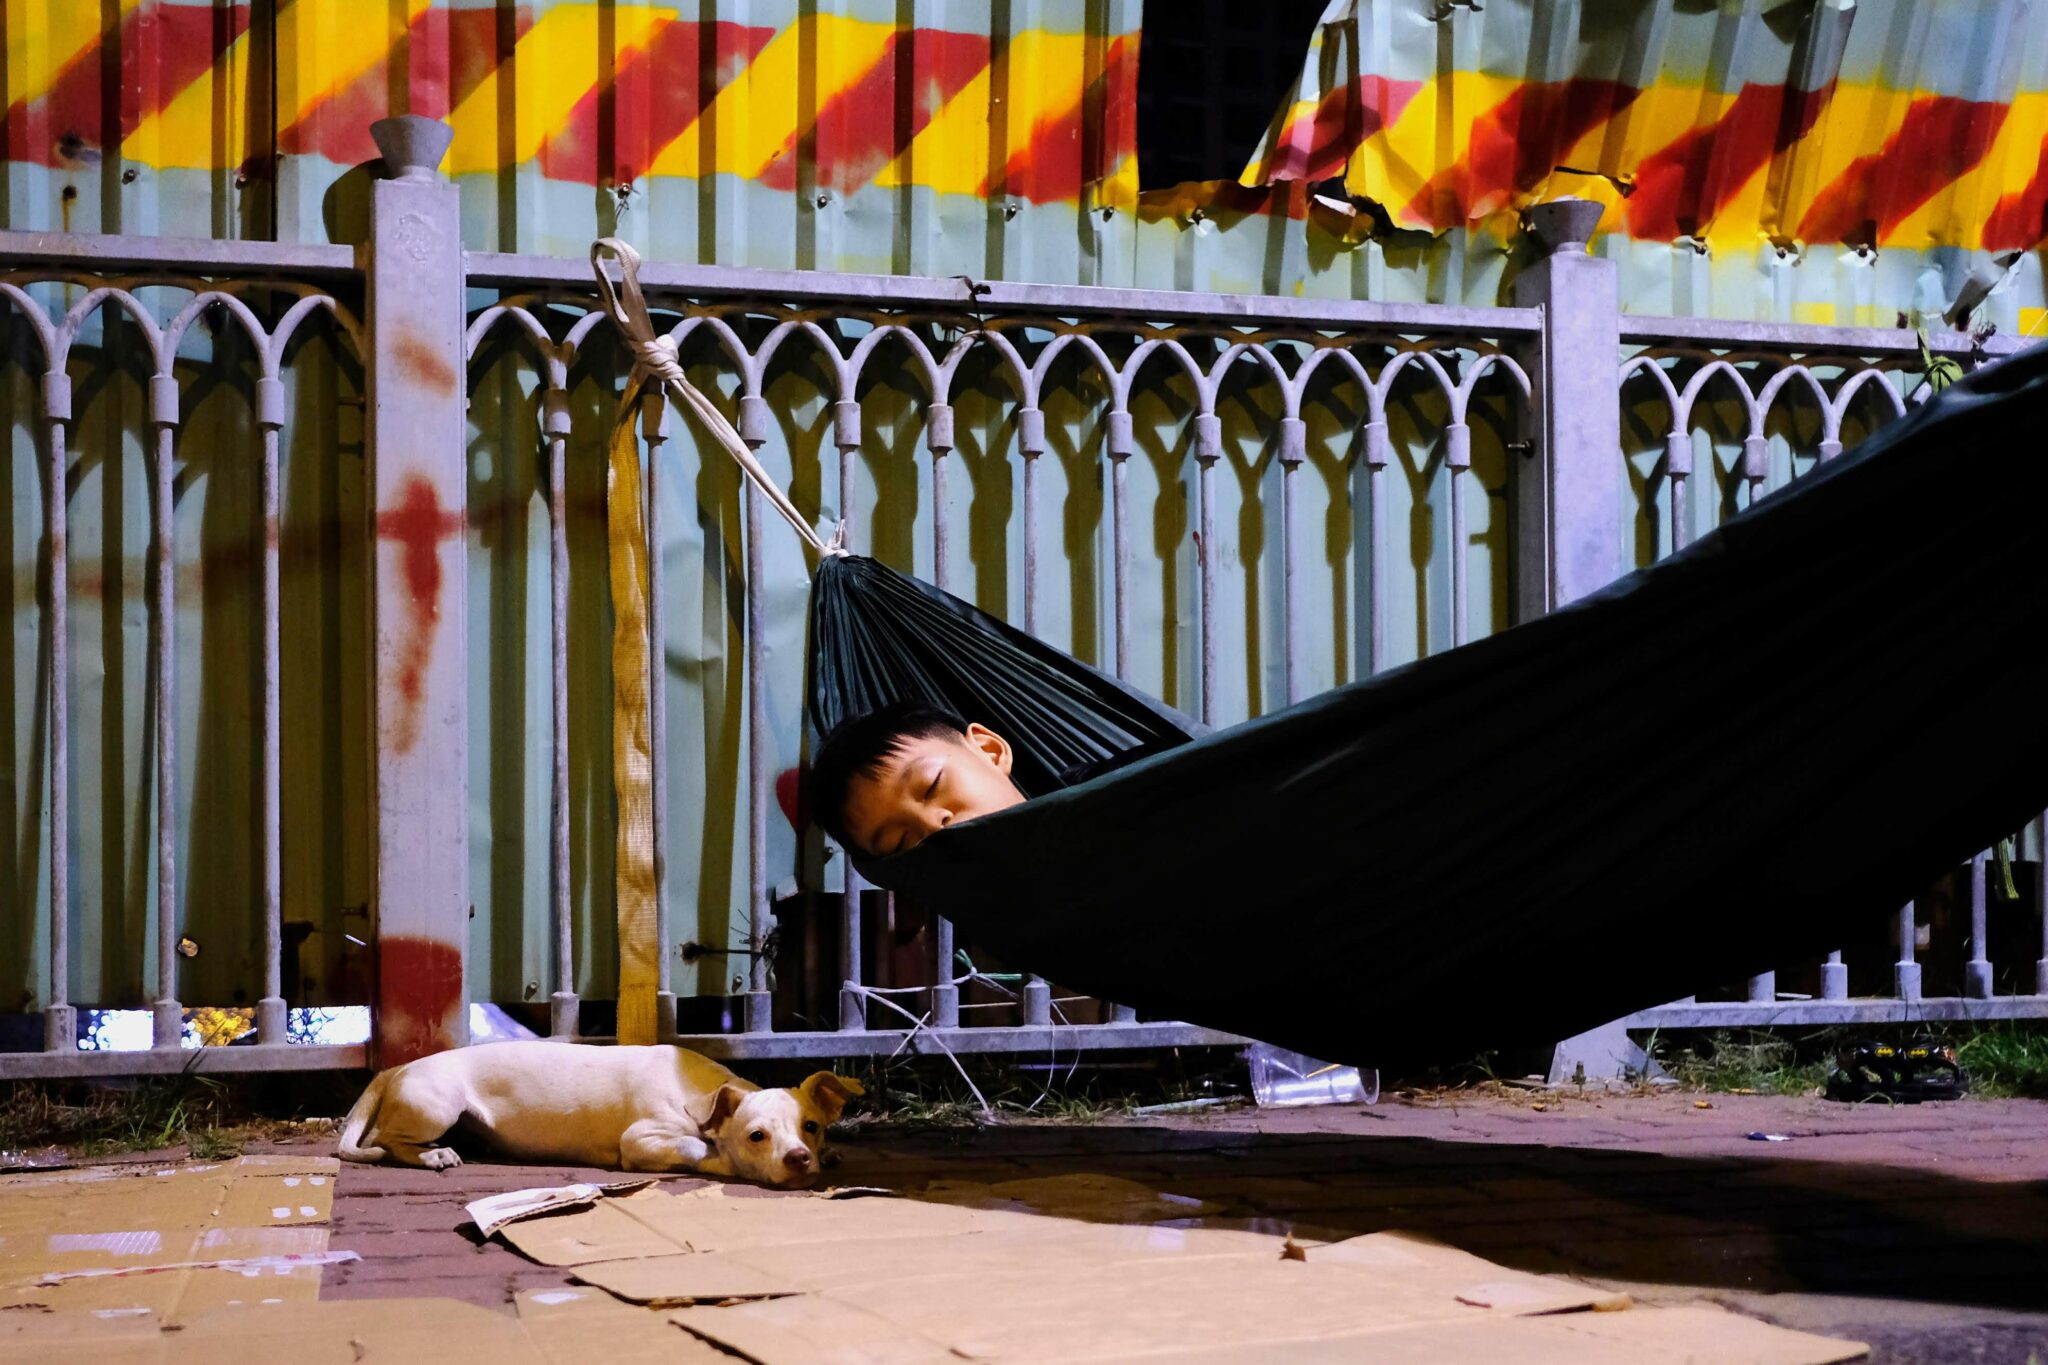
left=964, top=722, right=1013, bottom=776
left=703, top=1084, right=747, bottom=1135
left=797, top=1071, right=865, bottom=1124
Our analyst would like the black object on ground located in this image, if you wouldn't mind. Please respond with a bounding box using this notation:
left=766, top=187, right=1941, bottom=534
left=1827, top=1040, right=1969, bottom=1103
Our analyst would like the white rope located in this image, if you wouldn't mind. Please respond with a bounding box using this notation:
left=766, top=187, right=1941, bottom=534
left=840, top=978, right=993, bottom=1117
left=592, top=238, right=846, bottom=559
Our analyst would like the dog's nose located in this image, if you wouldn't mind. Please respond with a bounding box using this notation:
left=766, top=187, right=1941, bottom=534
left=783, top=1149, right=813, bottom=1171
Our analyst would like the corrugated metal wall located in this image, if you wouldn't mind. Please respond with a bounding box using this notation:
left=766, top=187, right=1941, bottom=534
left=5, top=1, right=2042, bottom=320
left=1232, top=0, right=2048, bottom=327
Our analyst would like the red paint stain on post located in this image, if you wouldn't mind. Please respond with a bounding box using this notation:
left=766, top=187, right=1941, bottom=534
left=392, top=330, right=459, bottom=397
left=375, top=474, right=463, bottom=753
left=376, top=934, right=465, bottom=1066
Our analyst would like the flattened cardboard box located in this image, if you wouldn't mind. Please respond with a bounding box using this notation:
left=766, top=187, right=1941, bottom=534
left=0, top=1155, right=339, bottom=1321
left=0, top=1294, right=731, bottom=1365
left=483, top=1177, right=1865, bottom=1364
left=1115, top=1305, right=1870, bottom=1365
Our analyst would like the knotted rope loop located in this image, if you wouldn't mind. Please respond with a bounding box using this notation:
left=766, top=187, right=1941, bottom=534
left=593, top=238, right=844, bottom=559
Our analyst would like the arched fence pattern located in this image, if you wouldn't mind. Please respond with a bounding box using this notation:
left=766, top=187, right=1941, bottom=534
left=2, top=254, right=366, bottom=1072
left=1617, top=322, right=2048, bottom=1032
left=0, top=214, right=2037, bottom=1078
left=455, top=263, right=1536, bottom=1049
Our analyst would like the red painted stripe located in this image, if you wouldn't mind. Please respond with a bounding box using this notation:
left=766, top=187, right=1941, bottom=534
left=281, top=8, right=526, bottom=166
left=1099, top=26, right=1140, bottom=169
left=536, top=18, right=775, bottom=186
left=757, top=28, right=988, bottom=194
left=1796, top=95, right=2008, bottom=245
left=374, top=934, right=465, bottom=1065
left=5, top=3, right=252, bottom=168
left=1982, top=133, right=2048, bottom=251
left=1400, top=77, right=1640, bottom=230
left=1258, top=76, right=1423, bottom=184
left=1626, top=82, right=1833, bottom=241
left=996, top=34, right=1137, bottom=204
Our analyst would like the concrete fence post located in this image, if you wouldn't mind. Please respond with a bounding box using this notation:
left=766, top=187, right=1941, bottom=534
left=1510, top=201, right=1647, bottom=1086
left=365, top=116, right=471, bottom=1066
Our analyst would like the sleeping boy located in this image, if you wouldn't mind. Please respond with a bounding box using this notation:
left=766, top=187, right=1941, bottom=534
left=810, top=701, right=1026, bottom=859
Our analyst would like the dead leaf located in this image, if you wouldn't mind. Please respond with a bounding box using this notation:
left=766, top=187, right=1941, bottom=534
left=1693, top=1100, right=1713, bottom=1110
left=1280, top=1237, right=1307, bottom=1263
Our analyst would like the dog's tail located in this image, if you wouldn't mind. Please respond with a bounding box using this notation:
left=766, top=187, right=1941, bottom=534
left=335, top=1068, right=393, bottom=1162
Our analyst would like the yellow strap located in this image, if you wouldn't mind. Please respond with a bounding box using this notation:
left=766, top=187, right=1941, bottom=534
left=608, top=378, right=659, bottom=1046
left=593, top=237, right=848, bottom=1045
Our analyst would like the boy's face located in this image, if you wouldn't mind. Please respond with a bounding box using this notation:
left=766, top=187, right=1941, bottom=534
left=841, top=723, right=1025, bottom=858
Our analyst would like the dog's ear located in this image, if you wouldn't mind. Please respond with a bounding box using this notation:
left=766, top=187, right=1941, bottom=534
left=797, top=1071, right=865, bottom=1124
left=703, top=1084, right=747, bottom=1135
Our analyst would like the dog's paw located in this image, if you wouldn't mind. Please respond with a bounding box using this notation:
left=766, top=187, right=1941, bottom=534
left=420, top=1147, right=463, bottom=1171
left=673, top=1135, right=709, bottom=1164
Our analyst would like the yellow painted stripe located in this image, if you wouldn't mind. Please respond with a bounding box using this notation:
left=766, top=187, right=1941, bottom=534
left=276, top=0, right=434, bottom=130
left=122, top=12, right=256, bottom=170
left=1339, top=73, right=2040, bottom=250
left=5, top=0, right=145, bottom=109
left=129, top=0, right=434, bottom=170
left=1759, top=82, right=1912, bottom=241
left=874, top=29, right=1085, bottom=196
left=1888, top=90, right=2048, bottom=250
left=445, top=2, right=672, bottom=176
left=1345, top=70, right=1522, bottom=224
left=647, top=12, right=896, bottom=180
left=873, top=60, right=989, bottom=194
left=1241, top=96, right=1322, bottom=185
left=1558, top=80, right=1749, bottom=243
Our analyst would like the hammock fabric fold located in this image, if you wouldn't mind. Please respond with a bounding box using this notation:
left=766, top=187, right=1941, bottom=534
left=809, top=343, right=2048, bottom=1070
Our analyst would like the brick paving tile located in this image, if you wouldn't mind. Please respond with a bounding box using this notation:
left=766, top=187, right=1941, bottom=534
left=260, top=1089, right=2048, bottom=1365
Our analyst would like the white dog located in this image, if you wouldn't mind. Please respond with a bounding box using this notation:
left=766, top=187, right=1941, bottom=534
left=335, top=1041, right=862, bottom=1187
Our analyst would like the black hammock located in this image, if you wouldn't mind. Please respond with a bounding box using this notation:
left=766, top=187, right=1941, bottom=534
left=806, top=342, right=2048, bottom=1071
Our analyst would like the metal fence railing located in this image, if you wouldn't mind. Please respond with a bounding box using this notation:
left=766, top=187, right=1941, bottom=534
left=1612, top=321, right=2048, bottom=1035
left=2, top=124, right=2040, bottom=1079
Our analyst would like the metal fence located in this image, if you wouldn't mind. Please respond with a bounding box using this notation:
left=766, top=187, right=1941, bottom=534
left=3, top=141, right=2042, bottom=1080
left=1613, top=318, right=2048, bottom=1036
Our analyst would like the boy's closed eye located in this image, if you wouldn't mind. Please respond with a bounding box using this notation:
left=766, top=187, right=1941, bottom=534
left=827, top=718, right=1025, bottom=859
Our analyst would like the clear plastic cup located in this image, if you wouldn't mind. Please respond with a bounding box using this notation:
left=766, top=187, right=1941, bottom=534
left=1246, top=1043, right=1380, bottom=1107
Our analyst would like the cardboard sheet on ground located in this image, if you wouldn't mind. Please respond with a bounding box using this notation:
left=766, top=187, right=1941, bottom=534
left=0, top=1295, right=731, bottom=1365
left=0, top=1155, right=342, bottom=1321
left=1136, top=1305, right=1869, bottom=1365
left=481, top=1176, right=1866, bottom=1362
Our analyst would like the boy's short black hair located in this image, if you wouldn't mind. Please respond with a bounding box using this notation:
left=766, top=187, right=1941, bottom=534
left=809, top=700, right=970, bottom=848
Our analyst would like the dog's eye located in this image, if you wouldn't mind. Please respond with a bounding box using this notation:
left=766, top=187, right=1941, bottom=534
left=803, top=1121, right=819, bottom=1134
left=749, top=1130, right=766, bottom=1143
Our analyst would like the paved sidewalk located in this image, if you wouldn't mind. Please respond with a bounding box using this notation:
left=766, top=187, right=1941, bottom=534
left=313, top=1090, right=2048, bottom=1364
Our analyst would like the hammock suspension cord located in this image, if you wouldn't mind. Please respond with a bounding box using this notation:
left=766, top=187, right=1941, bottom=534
left=591, top=237, right=845, bottom=560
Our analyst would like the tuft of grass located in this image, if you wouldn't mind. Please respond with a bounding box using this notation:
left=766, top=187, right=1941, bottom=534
left=1645, top=1023, right=2048, bottom=1099
left=1654, top=1030, right=1829, bottom=1096
left=0, top=1076, right=338, bottom=1164
left=826, top=1052, right=1234, bottom=1130
left=1950, top=1023, right=2048, bottom=1099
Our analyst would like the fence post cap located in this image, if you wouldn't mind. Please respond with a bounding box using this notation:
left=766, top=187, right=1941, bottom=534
left=371, top=116, right=454, bottom=182
left=1522, top=197, right=1606, bottom=256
